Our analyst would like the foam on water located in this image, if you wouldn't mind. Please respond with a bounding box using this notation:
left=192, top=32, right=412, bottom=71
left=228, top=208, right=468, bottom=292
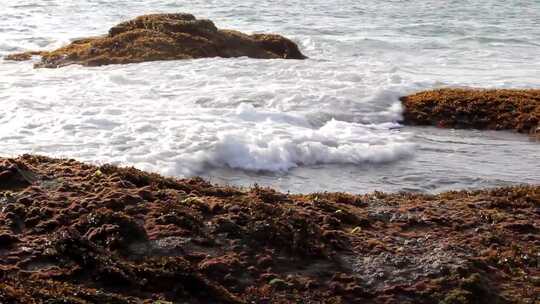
left=1, top=0, right=539, bottom=193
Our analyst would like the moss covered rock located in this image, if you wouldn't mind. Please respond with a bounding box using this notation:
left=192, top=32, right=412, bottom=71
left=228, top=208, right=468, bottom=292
left=400, top=88, right=540, bottom=137
left=0, top=155, right=538, bottom=303
left=6, top=13, right=306, bottom=68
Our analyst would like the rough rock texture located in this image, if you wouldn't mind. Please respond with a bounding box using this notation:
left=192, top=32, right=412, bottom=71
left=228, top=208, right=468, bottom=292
left=5, top=13, right=307, bottom=68
left=400, top=88, right=540, bottom=137
left=0, top=155, right=539, bottom=303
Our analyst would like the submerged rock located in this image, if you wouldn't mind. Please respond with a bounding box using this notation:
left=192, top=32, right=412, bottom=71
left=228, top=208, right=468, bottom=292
left=400, top=88, right=540, bottom=137
left=5, top=13, right=307, bottom=68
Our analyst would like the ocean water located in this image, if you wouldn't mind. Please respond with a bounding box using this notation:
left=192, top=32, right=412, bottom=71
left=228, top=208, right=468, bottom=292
left=1, top=0, right=539, bottom=193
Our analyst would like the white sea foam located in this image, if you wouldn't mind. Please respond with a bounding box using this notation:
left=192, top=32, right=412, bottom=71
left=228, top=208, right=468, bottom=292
left=204, top=107, right=414, bottom=172
left=1, top=0, right=539, bottom=193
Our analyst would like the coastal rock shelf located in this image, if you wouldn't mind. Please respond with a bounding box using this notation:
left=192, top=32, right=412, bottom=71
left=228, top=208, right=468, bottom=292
left=5, top=13, right=306, bottom=68
left=0, top=155, right=538, bottom=303
left=400, top=88, right=540, bottom=137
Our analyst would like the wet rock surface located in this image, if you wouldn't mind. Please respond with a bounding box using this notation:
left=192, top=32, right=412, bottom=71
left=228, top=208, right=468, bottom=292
left=400, top=88, right=540, bottom=138
left=0, top=155, right=538, bottom=303
left=5, top=13, right=306, bottom=68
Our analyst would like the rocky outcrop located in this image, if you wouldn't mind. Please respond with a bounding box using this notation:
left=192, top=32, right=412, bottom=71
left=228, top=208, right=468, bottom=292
left=5, top=13, right=307, bottom=68
left=400, top=88, right=540, bottom=137
left=0, top=155, right=538, bottom=303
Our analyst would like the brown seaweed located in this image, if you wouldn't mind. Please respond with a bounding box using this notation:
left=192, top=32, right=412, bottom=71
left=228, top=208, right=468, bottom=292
left=5, top=13, right=306, bottom=68
left=0, top=155, right=538, bottom=303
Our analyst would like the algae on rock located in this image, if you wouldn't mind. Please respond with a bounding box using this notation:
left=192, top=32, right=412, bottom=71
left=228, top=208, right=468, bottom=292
left=6, top=13, right=307, bottom=68
left=400, top=88, right=540, bottom=138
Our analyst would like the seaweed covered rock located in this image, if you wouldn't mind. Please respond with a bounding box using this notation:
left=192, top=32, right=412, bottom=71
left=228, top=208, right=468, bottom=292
left=5, top=13, right=307, bottom=68
left=400, top=88, right=540, bottom=137
left=0, top=155, right=539, bottom=303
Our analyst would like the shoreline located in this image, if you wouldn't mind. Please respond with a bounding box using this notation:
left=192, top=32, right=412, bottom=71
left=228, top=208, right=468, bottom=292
left=1, top=5, right=539, bottom=304
left=1, top=154, right=538, bottom=303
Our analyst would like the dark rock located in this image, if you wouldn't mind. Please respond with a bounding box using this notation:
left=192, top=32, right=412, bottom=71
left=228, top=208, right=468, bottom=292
left=0, top=232, right=19, bottom=247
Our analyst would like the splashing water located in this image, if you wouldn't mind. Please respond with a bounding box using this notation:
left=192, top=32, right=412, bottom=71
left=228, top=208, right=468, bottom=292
left=1, top=0, right=539, bottom=193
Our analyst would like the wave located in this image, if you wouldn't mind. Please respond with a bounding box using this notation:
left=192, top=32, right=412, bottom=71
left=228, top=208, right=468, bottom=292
left=452, top=36, right=540, bottom=47
left=156, top=104, right=414, bottom=174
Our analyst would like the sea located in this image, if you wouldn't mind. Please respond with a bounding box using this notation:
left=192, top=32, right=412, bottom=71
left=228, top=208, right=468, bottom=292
left=1, top=0, right=539, bottom=193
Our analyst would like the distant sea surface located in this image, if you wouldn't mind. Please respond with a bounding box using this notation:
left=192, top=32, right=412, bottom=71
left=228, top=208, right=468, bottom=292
left=1, top=0, right=539, bottom=193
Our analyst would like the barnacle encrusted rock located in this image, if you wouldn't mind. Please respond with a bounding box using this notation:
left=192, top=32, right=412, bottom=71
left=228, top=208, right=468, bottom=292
left=400, top=88, right=540, bottom=137
left=5, top=13, right=307, bottom=68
